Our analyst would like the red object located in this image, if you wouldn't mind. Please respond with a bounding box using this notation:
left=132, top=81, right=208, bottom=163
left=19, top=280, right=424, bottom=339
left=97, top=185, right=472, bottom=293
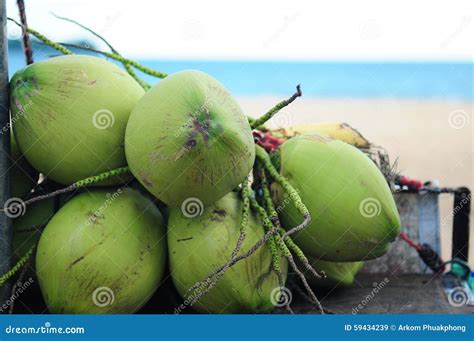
left=399, top=232, right=446, bottom=274
left=399, top=176, right=423, bottom=190
left=399, top=232, right=421, bottom=250
left=253, top=131, right=284, bottom=152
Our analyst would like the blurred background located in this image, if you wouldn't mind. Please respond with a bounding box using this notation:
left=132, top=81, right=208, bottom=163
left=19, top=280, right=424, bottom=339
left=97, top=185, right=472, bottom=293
left=5, top=0, right=473, bottom=263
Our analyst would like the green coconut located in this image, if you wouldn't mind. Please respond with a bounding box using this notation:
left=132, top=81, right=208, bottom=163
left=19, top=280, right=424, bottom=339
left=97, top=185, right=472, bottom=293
left=308, top=258, right=363, bottom=287
left=36, top=188, right=166, bottom=314
left=272, top=133, right=400, bottom=261
left=10, top=55, right=144, bottom=185
left=168, top=191, right=286, bottom=313
left=10, top=133, right=38, bottom=198
left=125, top=70, right=255, bottom=207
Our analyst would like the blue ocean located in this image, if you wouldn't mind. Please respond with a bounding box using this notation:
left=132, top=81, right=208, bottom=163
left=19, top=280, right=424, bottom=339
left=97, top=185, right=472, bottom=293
left=7, top=41, right=473, bottom=100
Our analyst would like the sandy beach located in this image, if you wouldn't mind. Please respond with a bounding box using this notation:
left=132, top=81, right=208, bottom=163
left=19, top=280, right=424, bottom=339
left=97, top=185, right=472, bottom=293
left=242, top=97, right=473, bottom=265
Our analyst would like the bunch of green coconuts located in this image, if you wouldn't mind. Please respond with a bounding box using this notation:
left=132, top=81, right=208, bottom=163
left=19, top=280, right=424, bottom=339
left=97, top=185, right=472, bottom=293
left=4, top=34, right=400, bottom=314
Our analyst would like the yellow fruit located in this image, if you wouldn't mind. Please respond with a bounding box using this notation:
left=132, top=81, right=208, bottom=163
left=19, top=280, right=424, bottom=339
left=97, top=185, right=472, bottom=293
left=273, top=122, right=371, bottom=148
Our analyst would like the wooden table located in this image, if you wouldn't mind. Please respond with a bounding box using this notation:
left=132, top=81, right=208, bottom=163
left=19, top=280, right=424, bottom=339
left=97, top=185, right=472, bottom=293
left=292, top=274, right=473, bottom=314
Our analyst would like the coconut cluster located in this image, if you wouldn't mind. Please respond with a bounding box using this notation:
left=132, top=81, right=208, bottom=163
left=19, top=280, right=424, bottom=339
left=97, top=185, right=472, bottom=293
left=7, top=54, right=400, bottom=314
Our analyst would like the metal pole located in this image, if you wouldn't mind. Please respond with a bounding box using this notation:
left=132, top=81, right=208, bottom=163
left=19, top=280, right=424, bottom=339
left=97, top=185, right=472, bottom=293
left=452, top=187, right=471, bottom=262
left=0, top=0, right=12, bottom=305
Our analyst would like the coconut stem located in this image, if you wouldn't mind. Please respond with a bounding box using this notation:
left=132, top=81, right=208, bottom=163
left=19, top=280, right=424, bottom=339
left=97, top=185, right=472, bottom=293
left=17, top=0, right=34, bottom=65
left=280, top=235, right=323, bottom=314
left=185, top=180, right=285, bottom=306
left=0, top=185, right=75, bottom=213
left=258, top=165, right=323, bottom=280
left=186, top=214, right=281, bottom=305
left=280, top=229, right=324, bottom=279
left=252, top=169, right=289, bottom=311
left=267, top=234, right=283, bottom=276
left=255, top=162, right=293, bottom=296
left=0, top=245, right=34, bottom=286
left=255, top=145, right=311, bottom=238
left=190, top=197, right=294, bottom=312
left=74, top=166, right=130, bottom=187
left=256, top=159, right=324, bottom=312
left=50, top=13, right=150, bottom=90
left=256, top=165, right=286, bottom=282
left=230, top=178, right=251, bottom=260
left=61, top=43, right=168, bottom=79
left=8, top=18, right=168, bottom=80
left=8, top=18, right=73, bottom=55
left=0, top=167, right=131, bottom=213
left=251, top=195, right=324, bottom=314
left=249, top=197, right=293, bottom=312
left=268, top=237, right=291, bottom=312
left=250, top=85, right=302, bottom=129
left=250, top=197, right=289, bottom=256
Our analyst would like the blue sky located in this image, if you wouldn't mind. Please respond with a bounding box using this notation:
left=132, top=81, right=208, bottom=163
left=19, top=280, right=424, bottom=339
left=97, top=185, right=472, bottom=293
left=6, top=0, right=473, bottom=61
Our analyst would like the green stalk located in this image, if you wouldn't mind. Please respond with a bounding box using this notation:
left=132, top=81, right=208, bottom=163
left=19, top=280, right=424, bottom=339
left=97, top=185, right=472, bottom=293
left=51, top=13, right=150, bottom=90
left=8, top=18, right=168, bottom=79
left=0, top=246, right=34, bottom=286
left=250, top=195, right=324, bottom=314
left=255, top=145, right=311, bottom=238
left=258, top=164, right=323, bottom=280
left=1, top=167, right=131, bottom=213
left=250, top=85, right=301, bottom=129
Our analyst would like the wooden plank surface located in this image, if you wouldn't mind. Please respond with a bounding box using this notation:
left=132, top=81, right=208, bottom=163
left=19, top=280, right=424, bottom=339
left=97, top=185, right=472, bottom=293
left=295, top=274, right=473, bottom=314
